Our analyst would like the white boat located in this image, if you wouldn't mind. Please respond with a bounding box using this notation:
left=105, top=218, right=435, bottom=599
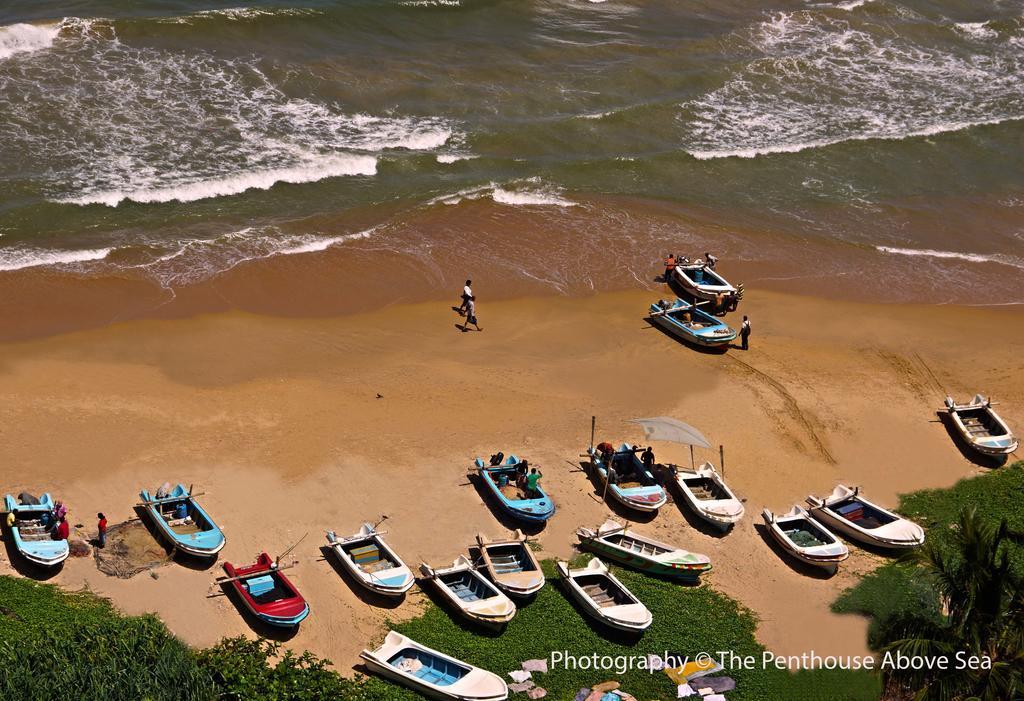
left=326, top=524, right=415, bottom=598
left=943, top=395, right=1018, bottom=457
left=672, top=462, right=744, bottom=531
left=556, top=558, right=652, bottom=633
left=762, top=506, right=849, bottom=573
left=671, top=261, right=742, bottom=304
left=2, top=493, right=69, bottom=568
left=420, top=556, right=516, bottom=629
left=575, top=519, right=711, bottom=582
left=474, top=531, right=544, bottom=598
left=586, top=443, right=668, bottom=513
left=806, top=485, right=924, bottom=550
left=361, top=630, right=508, bottom=701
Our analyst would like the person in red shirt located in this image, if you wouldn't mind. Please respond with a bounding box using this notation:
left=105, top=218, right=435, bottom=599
left=55, top=518, right=69, bottom=541
left=97, top=513, right=107, bottom=548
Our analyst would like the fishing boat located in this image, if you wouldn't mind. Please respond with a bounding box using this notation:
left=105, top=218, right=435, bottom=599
left=2, top=493, right=69, bottom=568
left=419, top=556, right=516, bottom=630
left=361, top=630, right=508, bottom=701
left=138, top=483, right=225, bottom=557
left=942, top=394, right=1018, bottom=457
left=762, top=506, right=849, bottom=573
left=648, top=299, right=737, bottom=348
left=575, top=520, right=711, bottom=582
left=326, top=524, right=415, bottom=598
left=221, top=553, right=310, bottom=628
left=474, top=531, right=544, bottom=597
left=671, top=260, right=741, bottom=303
left=556, top=558, right=652, bottom=633
left=672, top=462, right=744, bottom=531
left=474, top=454, right=555, bottom=524
left=586, top=443, right=667, bottom=513
left=806, top=485, right=925, bottom=550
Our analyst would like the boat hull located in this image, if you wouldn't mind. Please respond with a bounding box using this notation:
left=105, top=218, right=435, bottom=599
left=586, top=446, right=667, bottom=514
left=360, top=632, right=508, bottom=701
left=476, top=458, right=556, bottom=524
left=556, top=560, right=652, bottom=633
left=139, top=485, right=225, bottom=558
left=223, top=554, right=310, bottom=628
left=649, top=304, right=737, bottom=348
left=762, top=510, right=848, bottom=573
left=3, top=494, right=70, bottom=568
left=328, top=529, right=415, bottom=598
left=576, top=538, right=709, bottom=582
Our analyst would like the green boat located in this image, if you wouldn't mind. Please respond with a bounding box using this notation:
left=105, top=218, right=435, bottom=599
left=575, top=519, right=711, bottom=583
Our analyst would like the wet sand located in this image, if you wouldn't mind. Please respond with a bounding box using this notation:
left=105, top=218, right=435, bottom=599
left=1, top=287, right=1021, bottom=670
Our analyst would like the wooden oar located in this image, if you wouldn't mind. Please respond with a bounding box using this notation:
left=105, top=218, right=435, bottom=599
left=215, top=562, right=297, bottom=586
left=135, top=492, right=206, bottom=507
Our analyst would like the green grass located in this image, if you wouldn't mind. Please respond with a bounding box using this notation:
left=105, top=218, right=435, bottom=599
left=367, top=559, right=879, bottom=700
left=832, top=461, right=1024, bottom=649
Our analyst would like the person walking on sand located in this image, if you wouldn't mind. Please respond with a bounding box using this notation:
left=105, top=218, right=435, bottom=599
left=458, top=279, right=473, bottom=316
left=97, top=512, right=107, bottom=549
left=740, top=315, right=751, bottom=351
left=462, top=296, right=482, bottom=332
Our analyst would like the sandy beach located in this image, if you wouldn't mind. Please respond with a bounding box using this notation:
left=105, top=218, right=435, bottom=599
left=1, top=286, right=1021, bottom=671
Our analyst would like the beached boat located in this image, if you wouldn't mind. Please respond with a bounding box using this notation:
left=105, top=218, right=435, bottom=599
left=672, top=462, right=744, bottom=531
left=2, top=493, right=69, bottom=568
left=943, top=394, right=1018, bottom=456
left=648, top=299, right=737, bottom=348
left=586, top=443, right=667, bottom=513
left=420, top=556, right=516, bottom=629
left=474, top=454, right=555, bottom=524
left=327, top=524, right=415, bottom=598
left=138, top=483, right=225, bottom=557
left=556, top=558, right=652, bottom=633
left=361, top=630, right=508, bottom=701
left=806, top=485, right=925, bottom=550
left=222, top=553, right=310, bottom=627
left=671, top=261, right=741, bottom=303
left=575, top=519, right=711, bottom=582
left=474, top=531, right=544, bottom=597
left=762, top=506, right=849, bottom=573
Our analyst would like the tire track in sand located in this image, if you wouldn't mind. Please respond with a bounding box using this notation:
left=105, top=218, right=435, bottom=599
left=725, top=355, right=837, bottom=465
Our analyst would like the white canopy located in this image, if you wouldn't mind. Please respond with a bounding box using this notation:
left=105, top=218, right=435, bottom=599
left=629, top=417, right=710, bottom=448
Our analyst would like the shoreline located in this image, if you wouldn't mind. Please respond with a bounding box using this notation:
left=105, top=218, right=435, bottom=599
left=3, top=193, right=1024, bottom=343
left=1, top=285, right=1021, bottom=672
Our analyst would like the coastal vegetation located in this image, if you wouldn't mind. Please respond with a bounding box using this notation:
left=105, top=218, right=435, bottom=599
left=0, top=558, right=879, bottom=700
left=833, top=461, right=1024, bottom=700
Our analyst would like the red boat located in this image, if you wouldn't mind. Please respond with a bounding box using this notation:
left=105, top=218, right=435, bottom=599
left=222, top=552, right=310, bottom=628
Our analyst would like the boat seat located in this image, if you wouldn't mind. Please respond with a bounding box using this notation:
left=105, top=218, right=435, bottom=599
left=244, top=575, right=276, bottom=598
left=449, top=582, right=480, bottom=602
left=350, top=544, right=382, bottom=565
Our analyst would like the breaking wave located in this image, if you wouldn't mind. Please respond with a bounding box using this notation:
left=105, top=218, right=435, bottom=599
left=682, top=6, right=1024, bottom=159
left=0, top=246, right=112, bottom=272
left=876, top=246, right=1024, bottom=270
left=0, top=21, right=60, bottom=59
left=0, top=17, right=453, bottom=206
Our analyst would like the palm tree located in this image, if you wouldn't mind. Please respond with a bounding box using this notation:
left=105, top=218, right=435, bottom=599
left=878, top=506, right=1024, bottom=700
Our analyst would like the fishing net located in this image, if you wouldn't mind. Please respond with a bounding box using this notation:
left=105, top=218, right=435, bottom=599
left=94, top=521, right=171, bottom=578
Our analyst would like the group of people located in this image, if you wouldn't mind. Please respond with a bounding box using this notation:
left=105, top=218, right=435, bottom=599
left=662, top=252, right=752, bottom=350
left=4, top=498, right=108, bottom=548
left=662, top=251, right=718, bottom=281
left=595, top=443, right=656, bottom=484
left=515, top=459, right=544, bottom=498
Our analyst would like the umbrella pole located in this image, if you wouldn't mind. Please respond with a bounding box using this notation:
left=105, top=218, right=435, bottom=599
left=590, top=416, right=596, bottom=452
left=689, top=445, right=694, bottom=469
left=720, top=445, right=725, bottom=478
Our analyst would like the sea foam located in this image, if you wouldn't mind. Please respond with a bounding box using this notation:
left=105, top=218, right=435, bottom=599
left=0, top=22, right=60, bottom=59
left=0, top=246, right=112, bottom=272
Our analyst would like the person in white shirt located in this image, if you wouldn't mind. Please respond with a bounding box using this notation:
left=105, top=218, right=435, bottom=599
left=458, top=279, right=473, bottom=316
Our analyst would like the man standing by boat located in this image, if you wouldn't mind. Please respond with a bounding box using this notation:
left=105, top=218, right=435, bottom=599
left=740, top=316, right=751, bottom=351
left=663, top=253, right=676, bottom=282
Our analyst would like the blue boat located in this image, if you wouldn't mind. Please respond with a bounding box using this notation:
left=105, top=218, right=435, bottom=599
left=474, top=454, right=555, bottom=524
left=586, top=443, right=668, bottom=513
left=648, top=298, right=737, bottom=348
left=2, top=493, right=69, bottom=568
left=139, top=484, right=225, bottom=557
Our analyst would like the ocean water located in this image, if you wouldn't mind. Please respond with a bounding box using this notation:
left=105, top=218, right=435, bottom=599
left=1, top=0, right=1023, bottom=303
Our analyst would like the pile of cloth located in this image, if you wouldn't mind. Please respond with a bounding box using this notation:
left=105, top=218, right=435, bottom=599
left=572, top=681, right=638, bottom=701
left=508, top=658, right=549, bottom=698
